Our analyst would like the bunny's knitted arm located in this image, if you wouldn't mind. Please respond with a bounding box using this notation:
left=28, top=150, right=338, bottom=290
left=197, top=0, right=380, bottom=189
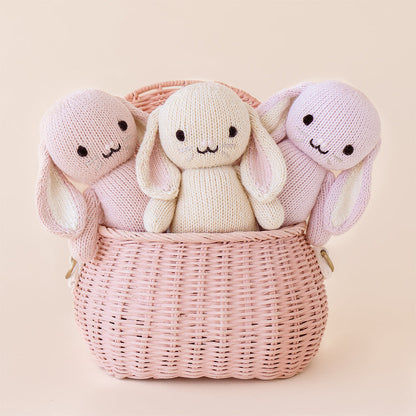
left=143, top=198, right=176, bottom=233
left=248, top=197, right=285, bottom=230
left=234, top=166, right=284, bottom=230
left=69, top=189, right=102, bottom=262
left=306, top=171, right=335, bottom=246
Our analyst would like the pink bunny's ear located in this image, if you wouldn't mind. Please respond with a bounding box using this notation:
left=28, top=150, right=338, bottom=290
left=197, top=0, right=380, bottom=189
left=36, top=142, right=87, bottom=237
left=118, top=97, right=149, bottom=143
left=324, top=144, right=380, bottom=234
left=119, top=97, right=149, bottom=126
left=240, top=104, right=287, bottom=203
left=135, top=108, right=181, bottom=200
left=257, top=82, right=312, bottom=142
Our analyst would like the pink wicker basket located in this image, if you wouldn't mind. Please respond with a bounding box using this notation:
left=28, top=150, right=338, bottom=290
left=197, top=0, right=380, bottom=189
left=73, top=81, right=328, bottom=380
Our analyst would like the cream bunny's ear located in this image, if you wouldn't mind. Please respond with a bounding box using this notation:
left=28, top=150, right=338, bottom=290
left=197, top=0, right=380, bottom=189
left=135, top=108, right=181, bottom=200
left=240, top=104, right=287, bottom=203
left=324, top=144, right=380, bottom=234
left=257, top=82, right=312, bottom=142
left=36, top=142, right=87, bottom=237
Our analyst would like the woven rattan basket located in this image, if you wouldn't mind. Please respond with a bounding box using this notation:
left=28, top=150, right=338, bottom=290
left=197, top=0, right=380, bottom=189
left=73, top=81, right=328, bottom=380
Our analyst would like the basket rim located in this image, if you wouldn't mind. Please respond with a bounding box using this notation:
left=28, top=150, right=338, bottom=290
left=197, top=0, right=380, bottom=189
left=125, top=79, right=261, bottom=108
left=98, top=222, right=306, bottom=243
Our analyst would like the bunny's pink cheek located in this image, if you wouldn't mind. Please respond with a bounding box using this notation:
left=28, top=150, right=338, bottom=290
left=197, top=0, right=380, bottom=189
left=288, top=126, right=313, bottom=155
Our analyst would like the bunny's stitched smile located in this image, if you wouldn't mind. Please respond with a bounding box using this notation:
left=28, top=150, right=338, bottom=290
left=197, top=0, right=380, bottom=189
left=197, top=145, right=219, bottom=154
left=102, top=143, right=121, bottom=158
left=309, top=139, right=329, bottom=155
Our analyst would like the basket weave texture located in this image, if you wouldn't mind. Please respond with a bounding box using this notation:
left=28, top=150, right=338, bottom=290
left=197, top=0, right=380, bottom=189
left=73, top=81, right=328, bottom=380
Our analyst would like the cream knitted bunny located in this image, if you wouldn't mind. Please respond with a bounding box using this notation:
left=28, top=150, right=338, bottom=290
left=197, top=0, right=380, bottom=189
left=136, top=82, right=287, bottom=233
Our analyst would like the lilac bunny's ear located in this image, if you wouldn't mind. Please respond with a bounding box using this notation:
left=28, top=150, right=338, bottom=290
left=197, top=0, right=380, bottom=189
left=240, top=104, right=287, bottom=203
left=257, top=82, right=312, bottom=142
left=135, top=108, right=181, bottom=200
left=36, top=142, right=87, bottom=237
left=324, top=144, right=380, bottom=235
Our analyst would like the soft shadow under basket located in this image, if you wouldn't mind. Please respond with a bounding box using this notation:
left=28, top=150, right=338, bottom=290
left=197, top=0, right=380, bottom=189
left=73, top=81, right=328, bottom=380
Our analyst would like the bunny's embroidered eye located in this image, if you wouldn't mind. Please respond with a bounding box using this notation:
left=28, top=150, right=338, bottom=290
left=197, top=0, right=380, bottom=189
left=77, top=146, right=88, bottom=157
left=229, top=126, right=237, bottom=137
left=343, top=144, right=354, bottom=155
left=303, top=114, right=314, bottom=126
left=176, top=130, right=185, bottom=141
left=118, top=120, right=128, bottom=131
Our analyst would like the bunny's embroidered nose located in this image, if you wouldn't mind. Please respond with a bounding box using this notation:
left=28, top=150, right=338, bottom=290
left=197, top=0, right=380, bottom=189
left=102, top=143, right=121, bottom=158
left=197, top=145, right=219, bottom=154
left=309, top=139, right=329, bottom=155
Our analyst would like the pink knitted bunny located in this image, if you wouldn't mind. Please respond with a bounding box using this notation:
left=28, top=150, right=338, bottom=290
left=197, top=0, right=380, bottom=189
left=257, top=81, right=381, bottom=246
left=36, top=89, right=149, bottom=262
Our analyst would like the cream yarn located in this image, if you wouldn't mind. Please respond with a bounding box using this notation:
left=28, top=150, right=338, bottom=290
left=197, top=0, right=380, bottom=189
left=136, top=82, right=287, bottom=233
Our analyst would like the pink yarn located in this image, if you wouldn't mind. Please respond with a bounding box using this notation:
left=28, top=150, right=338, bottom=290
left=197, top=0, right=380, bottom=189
left=258, top=81, right=381, bottom=246
left=36, top=89, right=149, bottom=262
left=93, top=158, right=148, bottom=230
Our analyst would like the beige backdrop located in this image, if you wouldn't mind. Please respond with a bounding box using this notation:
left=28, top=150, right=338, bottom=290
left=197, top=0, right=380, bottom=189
left=1, top=0, right=415, bottom=415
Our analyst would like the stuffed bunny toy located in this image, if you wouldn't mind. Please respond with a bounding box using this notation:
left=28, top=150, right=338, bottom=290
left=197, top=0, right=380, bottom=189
left=36, top=89, right=149, bottom=262
left=136, top=82, right=287, bottom=233
left=257, top=80, right=381, bottom=246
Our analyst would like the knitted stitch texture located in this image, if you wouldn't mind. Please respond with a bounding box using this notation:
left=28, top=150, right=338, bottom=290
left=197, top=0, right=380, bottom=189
left=172, top=166, right=258, bottom=233
left=36, top=89, right=149, bottom=262
left=257, top=81, right=381, bottom=246
left=136, top=82, right=287, bottom=233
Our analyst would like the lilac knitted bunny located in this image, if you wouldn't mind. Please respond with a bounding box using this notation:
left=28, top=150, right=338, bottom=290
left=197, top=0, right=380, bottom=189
left=257, top=81, right=381, bottom=246
left=36, top=89, right=149, bottom=262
